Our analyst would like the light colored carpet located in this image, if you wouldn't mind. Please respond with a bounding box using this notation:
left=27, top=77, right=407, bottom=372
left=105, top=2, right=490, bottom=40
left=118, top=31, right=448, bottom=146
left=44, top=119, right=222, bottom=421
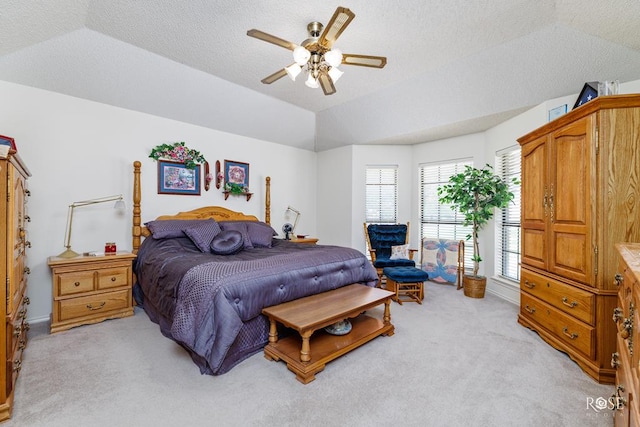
left=6, top=283, right=615, bottom=427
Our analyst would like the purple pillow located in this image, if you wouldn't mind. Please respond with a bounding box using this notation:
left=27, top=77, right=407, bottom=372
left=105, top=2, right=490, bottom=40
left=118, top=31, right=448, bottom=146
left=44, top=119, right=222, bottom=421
left=146, top=219, right=215, bottom=239
left=246, top=221, right=277, bottom=248
left=183, top=220, right=222, bottom=252
left=210, top=230, right=244, bottom=255
left=220, top=221, right=253, bottom=249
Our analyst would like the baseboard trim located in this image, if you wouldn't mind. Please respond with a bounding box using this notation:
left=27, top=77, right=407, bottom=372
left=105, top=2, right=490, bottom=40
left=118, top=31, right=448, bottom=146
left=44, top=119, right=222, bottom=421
left=487, top=276, right=519, bottom=306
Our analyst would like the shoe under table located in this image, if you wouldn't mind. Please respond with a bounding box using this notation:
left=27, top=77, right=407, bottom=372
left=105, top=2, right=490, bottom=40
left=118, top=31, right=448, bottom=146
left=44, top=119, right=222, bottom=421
left=382, top=266, right=429, bottom=305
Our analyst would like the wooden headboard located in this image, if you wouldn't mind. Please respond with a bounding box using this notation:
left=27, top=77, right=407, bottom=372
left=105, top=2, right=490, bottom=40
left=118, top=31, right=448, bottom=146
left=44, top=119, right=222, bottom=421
left=132, top=160, right=271, bottom=253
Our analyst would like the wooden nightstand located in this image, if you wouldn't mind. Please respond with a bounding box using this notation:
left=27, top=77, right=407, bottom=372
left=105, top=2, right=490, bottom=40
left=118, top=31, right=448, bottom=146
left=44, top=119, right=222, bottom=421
left=47, top=252, right=136, bottom=333
left=290, top=237, right=319, bottom=244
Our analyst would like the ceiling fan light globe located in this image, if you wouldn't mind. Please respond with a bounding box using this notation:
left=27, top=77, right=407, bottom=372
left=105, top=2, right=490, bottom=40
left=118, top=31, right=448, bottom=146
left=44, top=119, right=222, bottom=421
left=324, top=48, right=343, bottom=67
left=328, top=67, right=344, bottom=83
left=305, top=73, right=320, bottom=88
left=293, top=46, right=311, bottom=65
left=285, top=63, right=302, bottom=81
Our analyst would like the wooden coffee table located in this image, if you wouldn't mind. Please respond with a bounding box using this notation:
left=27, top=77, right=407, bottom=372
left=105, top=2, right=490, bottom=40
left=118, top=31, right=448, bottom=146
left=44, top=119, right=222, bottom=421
left=262, top=284, right=394, bottom=383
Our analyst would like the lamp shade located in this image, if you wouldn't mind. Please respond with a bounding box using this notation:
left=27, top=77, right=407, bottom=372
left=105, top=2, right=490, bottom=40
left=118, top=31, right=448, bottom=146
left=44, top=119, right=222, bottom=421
left=305, top=73, right=320, bottom=88
left=293, top=46, right=311, bottom=66
left=328, top=67, right=344, bottom=83
left=285, top=63, right=302, bottom=81
left=324, top=49, right=343, bottom=67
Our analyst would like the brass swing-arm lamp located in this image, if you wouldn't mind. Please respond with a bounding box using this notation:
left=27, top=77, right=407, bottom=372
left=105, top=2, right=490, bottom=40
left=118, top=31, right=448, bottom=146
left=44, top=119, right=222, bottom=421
left=58, top=194, right=125, bottom=258
left=286, top=205, right=301, bottom=233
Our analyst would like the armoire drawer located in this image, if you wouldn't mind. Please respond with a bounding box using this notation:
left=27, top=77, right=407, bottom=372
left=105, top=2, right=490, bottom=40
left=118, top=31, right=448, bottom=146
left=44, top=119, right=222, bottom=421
left=521, top=268, right=594, bottom=325
left=521, top=292, right=595, bottom=359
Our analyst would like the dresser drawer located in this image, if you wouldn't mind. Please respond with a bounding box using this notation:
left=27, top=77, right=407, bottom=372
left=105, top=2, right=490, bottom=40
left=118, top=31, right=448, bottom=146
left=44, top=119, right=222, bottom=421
left=57, top=271, right=94, bottom=296
left=97, top=266, right=130, bottom=290
left=521, top=268, right=594, bottom=325
left=6, top=297, right=28, bottom=358
left=521, top=292, right=595, bottom=358
left=57, top=289, right=130, bottom=321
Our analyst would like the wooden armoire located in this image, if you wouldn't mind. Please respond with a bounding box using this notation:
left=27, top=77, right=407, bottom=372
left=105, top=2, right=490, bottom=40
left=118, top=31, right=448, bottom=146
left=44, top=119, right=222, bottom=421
left=517, top=94, right=640, bottom=384
left=0, top=149, right=30, bottom=420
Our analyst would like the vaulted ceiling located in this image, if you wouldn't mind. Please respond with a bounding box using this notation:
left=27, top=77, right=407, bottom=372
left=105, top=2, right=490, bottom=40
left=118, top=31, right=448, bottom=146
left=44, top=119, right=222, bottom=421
left=1, top=1, right=639, bottom=151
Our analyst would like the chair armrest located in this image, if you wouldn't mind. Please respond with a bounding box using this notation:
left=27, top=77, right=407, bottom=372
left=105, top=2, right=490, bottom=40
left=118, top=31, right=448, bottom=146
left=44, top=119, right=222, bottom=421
left=368, top=248, right=377, bottom=262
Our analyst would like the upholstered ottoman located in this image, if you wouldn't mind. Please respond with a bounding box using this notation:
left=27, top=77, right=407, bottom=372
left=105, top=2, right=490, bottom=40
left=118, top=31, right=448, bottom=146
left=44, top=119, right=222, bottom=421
left=382, top=267, right=429, bottom=305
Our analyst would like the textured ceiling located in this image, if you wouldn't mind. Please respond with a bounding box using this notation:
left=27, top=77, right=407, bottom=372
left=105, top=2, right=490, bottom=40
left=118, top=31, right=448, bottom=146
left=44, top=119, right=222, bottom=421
left=1, top=0, right=639, bottom=151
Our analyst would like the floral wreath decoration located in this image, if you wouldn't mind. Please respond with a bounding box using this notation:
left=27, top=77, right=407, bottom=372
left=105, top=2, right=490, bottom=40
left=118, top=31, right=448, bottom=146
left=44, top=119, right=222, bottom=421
left=149, top=141, right=214, bottom=191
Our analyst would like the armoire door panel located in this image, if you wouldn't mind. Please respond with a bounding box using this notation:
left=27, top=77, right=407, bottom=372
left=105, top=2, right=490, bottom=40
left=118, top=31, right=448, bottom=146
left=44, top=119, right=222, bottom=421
left=522, top=228, right=546, bottom=269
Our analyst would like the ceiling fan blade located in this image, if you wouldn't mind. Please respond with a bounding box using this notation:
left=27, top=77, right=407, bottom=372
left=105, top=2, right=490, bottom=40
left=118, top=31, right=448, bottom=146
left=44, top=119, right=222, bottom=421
left=247, top=29, right=296, bottom=51
left=342, top=53, right=387, bottom=68
left=261, top=68, right=288, bottom=84
left=318, top=7, right=355, bottom=48
left=318, top=72, right=336, bottom=96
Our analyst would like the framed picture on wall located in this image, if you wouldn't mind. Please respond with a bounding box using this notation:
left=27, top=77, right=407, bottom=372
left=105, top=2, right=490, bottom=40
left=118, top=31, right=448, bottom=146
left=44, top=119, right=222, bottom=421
left=157, top=160, right=201, bottom=195
left=224, top=160, right=250, bottom=189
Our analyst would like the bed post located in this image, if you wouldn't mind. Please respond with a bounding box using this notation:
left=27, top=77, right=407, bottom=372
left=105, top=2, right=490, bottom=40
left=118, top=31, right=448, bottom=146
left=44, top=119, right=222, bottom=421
left=265, top=176, right=271, bottom=225
left=133, top=161, right=142, bottom=254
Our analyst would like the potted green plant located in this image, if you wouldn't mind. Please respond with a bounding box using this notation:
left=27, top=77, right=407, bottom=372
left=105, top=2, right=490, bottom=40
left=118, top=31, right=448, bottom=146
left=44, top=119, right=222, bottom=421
left=437, top=164, right=518, bottom=298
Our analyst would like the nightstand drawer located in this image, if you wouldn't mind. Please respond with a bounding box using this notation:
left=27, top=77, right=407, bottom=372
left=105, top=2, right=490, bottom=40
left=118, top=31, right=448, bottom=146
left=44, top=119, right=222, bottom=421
left=97, top=267, right=130, bottom=290
left=57, top=290, right=130, bottom=321
left=58, top=272, right=94, bottom=296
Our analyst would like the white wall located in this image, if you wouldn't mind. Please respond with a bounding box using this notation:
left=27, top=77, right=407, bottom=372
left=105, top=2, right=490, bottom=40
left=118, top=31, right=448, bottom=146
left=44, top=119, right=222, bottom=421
left=0, top=80, right=317, bottom=323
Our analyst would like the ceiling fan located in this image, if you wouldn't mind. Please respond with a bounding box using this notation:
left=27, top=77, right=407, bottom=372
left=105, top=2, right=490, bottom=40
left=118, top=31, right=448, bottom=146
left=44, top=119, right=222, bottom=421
left=247, top=6, right=387, bottom=96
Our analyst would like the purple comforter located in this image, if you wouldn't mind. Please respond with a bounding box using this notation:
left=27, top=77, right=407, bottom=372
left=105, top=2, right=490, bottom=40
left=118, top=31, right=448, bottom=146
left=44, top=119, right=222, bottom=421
left=134, top=237, right=378, bottom=374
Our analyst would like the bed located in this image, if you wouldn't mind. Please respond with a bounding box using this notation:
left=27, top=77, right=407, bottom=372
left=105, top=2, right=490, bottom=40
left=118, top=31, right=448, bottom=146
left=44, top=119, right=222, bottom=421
left=130, top=161, right=379, bottom=375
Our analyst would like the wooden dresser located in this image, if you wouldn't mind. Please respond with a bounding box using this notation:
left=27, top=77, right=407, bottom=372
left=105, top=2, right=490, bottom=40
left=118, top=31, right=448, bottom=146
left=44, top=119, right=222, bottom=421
left=0, top=150, right=31, bottom=421
left=48, top=253, right=136, bottom=333
left=613, top=243, right=640, bottom=425
left=517, top=95, right=640, bottom=384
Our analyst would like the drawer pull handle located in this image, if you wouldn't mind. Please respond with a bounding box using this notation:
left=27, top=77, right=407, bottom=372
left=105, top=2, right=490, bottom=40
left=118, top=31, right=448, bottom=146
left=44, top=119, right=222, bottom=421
left=614, top=273, right=623, bottom=287
left=24, top=267, right=30, bottom=274
left=74, top=281, right=80, bottom=287
left=86, top=302, right=106, bottom=311
left=524, top=305, right=536, bottom=314
left=18, top=340, right=26, bottom=351
left=523, top=280, right=535, bottom=289
left=612, top=352, right=620, bottom=369
left=13, top=360, right=22, bottom=373
left=613, top=307, right=623, bottom=323
left=561, top=297, right=577, bottom=308
left=111, top=277, right=117, bottom=282
left=18, top=309, right=27, bottom=318
left=24, top=297, right=30, bottom=305
left=562, top=327, right=578, bottom=340
left=13, top=326, right=21, bottom=337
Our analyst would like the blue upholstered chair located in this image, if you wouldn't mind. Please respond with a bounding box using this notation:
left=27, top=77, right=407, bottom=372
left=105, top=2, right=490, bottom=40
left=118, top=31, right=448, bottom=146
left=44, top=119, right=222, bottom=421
left=363, top=223, right=417, bottom=284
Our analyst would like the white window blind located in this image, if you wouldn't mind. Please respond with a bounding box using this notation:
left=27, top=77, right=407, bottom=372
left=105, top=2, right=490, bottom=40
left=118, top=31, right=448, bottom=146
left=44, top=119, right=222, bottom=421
left=419, top=159, right=473, bottom=267
left=496, top=146, right=521, bottom=281
left=365, top=166, right=398, bottom=224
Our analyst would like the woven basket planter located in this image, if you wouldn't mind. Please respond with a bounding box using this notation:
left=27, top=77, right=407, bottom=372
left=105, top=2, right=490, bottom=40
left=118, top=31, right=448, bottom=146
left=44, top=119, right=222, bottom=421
left=463, top=275, right=486, bottom=298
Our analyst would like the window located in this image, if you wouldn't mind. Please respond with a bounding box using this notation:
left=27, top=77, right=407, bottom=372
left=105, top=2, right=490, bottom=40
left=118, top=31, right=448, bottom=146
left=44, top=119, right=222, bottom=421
left=495, top=146, right=521, bottom=281
left=365, top=166, right=398, bottom=224
left=419, top=159, right=473, bottom=267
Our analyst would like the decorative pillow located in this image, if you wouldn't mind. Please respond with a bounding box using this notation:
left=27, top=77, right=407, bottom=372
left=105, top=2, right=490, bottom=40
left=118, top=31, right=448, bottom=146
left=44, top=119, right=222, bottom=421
left=146, top=219, right=213, bottom=239
left=246, top=221, right=277, bottom=248
left=389, top=244, right=409, bottom=260
left=210, top=230, right=244, bottom=255
left=183, top=219, right=222, bottom=252
left=220, top=221, right=253, bottom=249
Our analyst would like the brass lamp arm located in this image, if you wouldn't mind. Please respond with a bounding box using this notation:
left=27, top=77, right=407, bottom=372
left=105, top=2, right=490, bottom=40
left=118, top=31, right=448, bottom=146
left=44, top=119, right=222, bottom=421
left=287, top=205, right=301, bottom=233
left=60, top=194, right=124, bottom=258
